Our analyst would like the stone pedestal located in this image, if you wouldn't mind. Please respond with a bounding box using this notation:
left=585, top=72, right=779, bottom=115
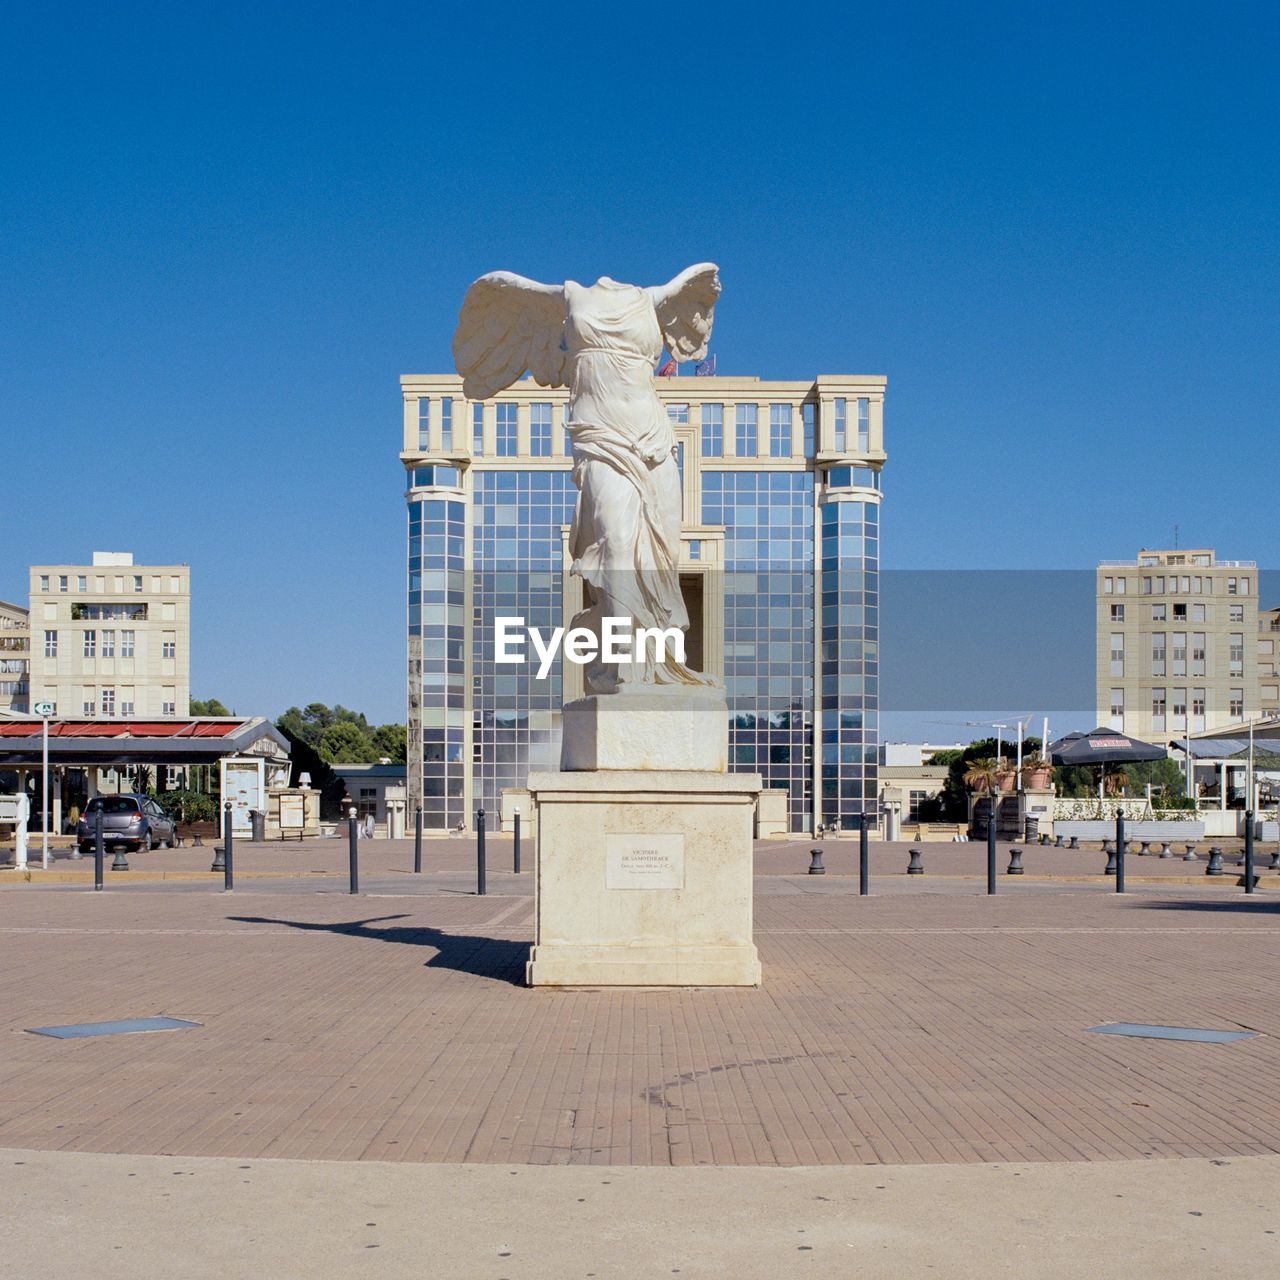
left=559, top=689, right=728, bottom=772
left=526, top=770, right=762, bottom=987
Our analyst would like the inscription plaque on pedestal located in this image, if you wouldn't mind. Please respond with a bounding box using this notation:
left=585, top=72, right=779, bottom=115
left=606, top=833, right=685, bottom=890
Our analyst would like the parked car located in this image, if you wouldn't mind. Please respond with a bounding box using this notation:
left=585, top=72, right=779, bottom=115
left=77, top=794, right=178, bottom=852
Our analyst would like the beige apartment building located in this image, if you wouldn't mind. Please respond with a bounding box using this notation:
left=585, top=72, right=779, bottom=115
left=0, top=598, right=30, bottom=715
left=25, top=552, right=191, bottom=719
left=1096, top=549, right=1262, bottom=741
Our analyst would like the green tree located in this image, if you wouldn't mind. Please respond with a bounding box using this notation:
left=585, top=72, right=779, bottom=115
left=190, top=697, right=231, bottom=716
left=371, top=722, right=407, bottom=763
left=317, top=720, right=377, bottom=764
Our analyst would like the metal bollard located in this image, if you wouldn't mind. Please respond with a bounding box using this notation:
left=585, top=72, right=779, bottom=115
left=1184, top=843, right=1198, bottom=862
left=1159, top=842, right=1172, bottom=858
left=111, top=846, right=129, bottom=872
left=1102, top=839, right=1112, bottom=854
left=514, top=811, right=521, bottom=874
left=1138, top=840, right=1150, bottom=856
left=413, top=806, right=422, bottom=874
left=1205, top=847, right=1224, bottom=876
left=1115, top=810, right=1126, bottom=894
left=1268, top=848, right=1280, bottom=872
left=193, top=832, right=204, bottom=847
left=1104, top=846, right=1117, bottom=876
left=476, top=807, right=487, bottom=896
left=348, top=814, right=359, bottom=894
left=858, top=812, right=869, bottom=897
left=908, top=847, right=924, bottom=875
left=1068, top=836, right=1079, bottom=849
left=1007, top=847, right=1024, bottom=875
left=986, top=814, right=996, bottom=895
left=223, top=802, right=234, bottom=891
left=94, top=810, right=104, bottom=891
left=1054, top=833, right=1063, bottom=847
left=808, top=847, right=825, bottom=875
left=1243, top=812, right=1256, bottom=894
left=1039, top=832, right=1050, bottom=846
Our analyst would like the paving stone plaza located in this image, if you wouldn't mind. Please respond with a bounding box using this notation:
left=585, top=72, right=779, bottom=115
left=2, top=841, right=1278, bottom=1276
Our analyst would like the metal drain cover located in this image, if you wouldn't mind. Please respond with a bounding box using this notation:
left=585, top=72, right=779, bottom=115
left=1087, top=1022, right=1257, bottom=1044
left=26, top=1017, right=202, bottom=1039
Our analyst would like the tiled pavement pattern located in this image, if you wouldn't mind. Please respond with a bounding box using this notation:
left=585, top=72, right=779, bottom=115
left=1, top=882, right=1277, bottom=1167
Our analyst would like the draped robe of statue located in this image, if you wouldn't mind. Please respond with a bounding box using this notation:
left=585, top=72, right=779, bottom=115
left=452, top=264, right=723, bottom=694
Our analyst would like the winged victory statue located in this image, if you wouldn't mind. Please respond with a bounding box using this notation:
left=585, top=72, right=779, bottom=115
left=453, top=265, right=723, bottom=695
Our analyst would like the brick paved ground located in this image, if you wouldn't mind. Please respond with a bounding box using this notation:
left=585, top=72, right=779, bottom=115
left=1, top=876, right=1277, bottom=1167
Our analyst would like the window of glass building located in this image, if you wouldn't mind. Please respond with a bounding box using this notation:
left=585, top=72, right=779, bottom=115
left=102, top=630, right=115, bottom=658
left=701, top=403, right=723, bottom=457
left=472, top=402, right=484, bottom=455
left=411, top=465, right=461, bottom=487
left=59, top=576, right=68, bottom=593
left=667, top=402, right=689, bottom=425
left=440, top=397, right=453, bottom=450
left=735, top=404, right=758, bottom=456
left=769, top=404, right=792, bottom=457
left=44, top=630, right=57, bottom=657
left=1110, top=603, right=1124, bottom=621
left=856, top=397, right=870, bottom=451
left=39, top=575, right=49, bottom=592
left=802, top=403, right=815, bottom=456
left=530, top=402, right=552, bottom=456
left=417, top=397, right=430, bottom=450
left=83, top=630, right=96, bottom=658
left=162, top=632, right=176, bottom=659
left=833, top=398, right=846, bottom=451
left=121, top=630, right=135, bottom=658
left=496, top=402, right=518, bottom=456
left=1230, top=688, right=1244, bottom=718
left=101, top=688, right=115, bottom=716
left=77, top=575, right=87, bottom=592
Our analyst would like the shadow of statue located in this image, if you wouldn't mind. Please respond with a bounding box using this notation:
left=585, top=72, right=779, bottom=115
left=227, top=912, right=529, bottom=986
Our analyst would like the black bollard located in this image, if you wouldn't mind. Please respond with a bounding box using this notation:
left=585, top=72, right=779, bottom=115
left=94, top=810, right=104, bottom=891
left=348, top=813, right=359, bottom=894
left=1268, top=848, right=1280, bottom=872
left=1115, top=809, right=1125, bottom=894
left=223, top=802, right=234, bottom=892
left=908, top=847, right=924, bottom=875
left=1159, top=842, right=1172, bottom=858
left=1243, top=812, right=1256, bottom=894
left=986, top=812, right=996, bottom=895
left=1104, top=845, right=1117, bottom=876
left=858, top=812, right=869, bottom=897
left=1068, top=836, right=1079, bottom=849
left=1138, top=840, right=1150, bottom=856
left=808, top=847, right=826, bottom=875
left=1205, top=846, right=1223, bottom=876
left=1054, top=833, right=1063, bottom=847
left=1007, top=847, right=1024, bottom=875
left=413, top=806, right=422, bottom=874
left=1184, top=843, right=1198, bottom=862
left=476, top=807, right=487, bottom=896
left=111, top=846, right=129, bottom=872
left=514, top=811, right=521, bottom=874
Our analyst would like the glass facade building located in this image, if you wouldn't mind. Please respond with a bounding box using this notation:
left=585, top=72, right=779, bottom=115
left=402, top=374, right=886, bottom=833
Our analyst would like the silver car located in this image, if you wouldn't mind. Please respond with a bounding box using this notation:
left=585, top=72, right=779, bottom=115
left=77, top=794, right=178, bottom=853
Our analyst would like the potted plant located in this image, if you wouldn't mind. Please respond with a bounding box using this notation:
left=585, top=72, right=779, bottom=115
left=963, top=758, right=999, bottom=794
left=1019, top=752, right=1054, bottom=790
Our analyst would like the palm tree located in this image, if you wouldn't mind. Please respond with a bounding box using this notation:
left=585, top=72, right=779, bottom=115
left=964, top=758, right=998, bottom=794
left=1103, top=766, right=1128, bottom=797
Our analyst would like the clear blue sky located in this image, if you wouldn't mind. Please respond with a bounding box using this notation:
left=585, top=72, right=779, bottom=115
left=2, top=1, right=1276, bottom=725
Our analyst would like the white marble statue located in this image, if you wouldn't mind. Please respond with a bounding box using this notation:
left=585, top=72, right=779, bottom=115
left=453, top=265, right=723, bottom=694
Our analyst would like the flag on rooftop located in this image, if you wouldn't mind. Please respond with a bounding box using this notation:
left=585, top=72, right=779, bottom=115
left=695, top=353, right=716, bottom=376
left=656, top=358, right=678, bottom=377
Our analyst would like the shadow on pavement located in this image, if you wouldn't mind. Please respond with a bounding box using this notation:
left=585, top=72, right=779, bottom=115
left=227, top=913, right=529, bottom=985
left=1133, top=896, right=1280, bottom=915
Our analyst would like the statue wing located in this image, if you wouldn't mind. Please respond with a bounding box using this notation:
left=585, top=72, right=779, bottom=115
left=452, top=272, right=568, bottom=400
left=648, top=263, right=721, bottom=363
